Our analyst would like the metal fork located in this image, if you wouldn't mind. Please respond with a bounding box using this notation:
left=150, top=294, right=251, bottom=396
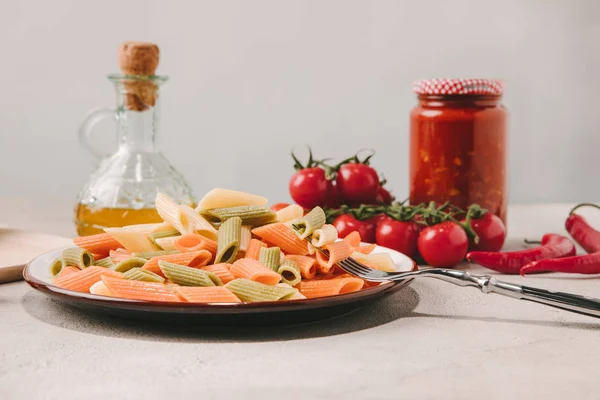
left=294, top=226, right=600, bottom=319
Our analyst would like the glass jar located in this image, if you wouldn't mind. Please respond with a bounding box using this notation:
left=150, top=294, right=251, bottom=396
left=409, top=79, right=507, bottom=222
left=74, top=74, right=195, bottom=236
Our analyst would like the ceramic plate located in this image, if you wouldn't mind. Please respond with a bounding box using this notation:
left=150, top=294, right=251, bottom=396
left=24, top=245, right=416, bottom=325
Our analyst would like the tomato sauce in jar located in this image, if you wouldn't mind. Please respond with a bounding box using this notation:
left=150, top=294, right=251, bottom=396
left=409, top=79, right=507, bottom=222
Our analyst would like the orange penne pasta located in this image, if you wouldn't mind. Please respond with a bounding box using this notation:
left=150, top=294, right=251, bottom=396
left=201, top=263, right=235, bottom=284
left=174, top=233, right=218, bottom=256
left=101, top=276, right=180, bottom=302
left=109, top=249, right=132, bottom=264
left=143, top=250, right=212, bottom=276
left=296, top=276, right=364, bottom=299
left=316, top=241, right=353, bottom=274
left=245, top=239, right=267, bottom=260
left=56, top=266, right=80, bottom=278
left=74, top=233, right=122, bottom=257
left=230, top=258, right=281, bottom=285
left=285, top=254, right=317, bottom=279
left=53, top=266, right=123, bottom=293
left=342, top=231, right=376, bottom=254
left=252, top=223, right=308, bottom=256
left=174, top=286, right=241, bottom=303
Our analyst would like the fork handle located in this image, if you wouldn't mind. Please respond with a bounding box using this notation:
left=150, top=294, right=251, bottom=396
left=419, top=269, right=600, bottom=319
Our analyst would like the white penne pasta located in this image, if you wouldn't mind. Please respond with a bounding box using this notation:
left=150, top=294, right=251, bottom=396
left=307, top=242, right=317, bottom=255
left=275, top=204, right=304, bottom=223
left=180, top=205, right=218, bottom=239
left=311, top=224, right=338, bottom=247
left=151, top=221, right=177, bottom=233
left=104, top=224, right=159, bottom=253
left=239, top=225, right=252, bottom=252
left=279, top=250, right=286, bottom=265
left=351, top=252, right=397, bottom=273
left=196, top=188, right=268, bottom=211
left=89, top=281, right=115, bottom=297
left=275, top=283, right=306, bottom=300
left=154, top=236, right=179, bottom=251
left=156, top=193, right=188, bottom=234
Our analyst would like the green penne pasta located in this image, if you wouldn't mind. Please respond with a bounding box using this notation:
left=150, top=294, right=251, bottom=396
left=124, top=267, right=165, bottom=283
left=277, top=260, right=302, bottom=286
left=112, top=257, right=147, bottom=273
left=292, top=206, right=326, bottom=239
left=158, top=261, right=223, bottom=287
left=215, top=216, right=242, bottom=264
left=200, top=206, right=276, bottom=227
left=225, top=278, right=297, bottom=302
left=258, top=246, right=281, bottom=272
left=132, top=249, right=179, bottom=260
left=62, top=247, right=94, bottom=269
left=94, top=257, right=116, bottom=269
left=50, top=258, right=66, bottom=276
left=149, top=229, right=181, bottom=247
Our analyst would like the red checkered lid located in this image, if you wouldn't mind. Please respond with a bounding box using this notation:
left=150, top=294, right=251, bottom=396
left=413, top=79, right=504, bottom=96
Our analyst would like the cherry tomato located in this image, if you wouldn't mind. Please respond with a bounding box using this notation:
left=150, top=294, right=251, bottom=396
left=367, top=213, right=389, bottom=226
left=375, top=219, right=420, bottom=258
left=376, top=187, right=393, bottom=205
left=418, top=222, right=468, bottom=267
left=270, top=203, right=291, bottom=212
left=289, top=167, right=329, bottom=208
left=336, top=163, right=380, bottom=205
left=465, top=213, right=506, bottom=252
left=324, top=180, right=342, bottom=208
left=332, top=214, right=376, bottom=243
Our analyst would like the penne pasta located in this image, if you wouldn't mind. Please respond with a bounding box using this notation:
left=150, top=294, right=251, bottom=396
left=174, top=233, right=217, bottom=256
left=291, top=206, right=326, bottom=239
left=143, top=250, right=212, bottom=276
left=174, top=286, right=242, bottom=303
left=94, top=257, right=116, bottom=269
left=124, top=267, right=166, bottom=283
left=62, top=247, right=94, bottom=269
left=284, top=255, right=317, bottom=279
left=350, top=252, right=397, bottom=272
left=159, top=261, right=223, bottom=287
left=200, top=206, right=277, bottom=227
left=154, top=236, right=179, bottom=251
left=296, top=276, right=365, bottom=299
left=258, top=247, right=281, bottom=272
left=215, top=216, right=242, bottom=264
left=73, top=233, right=122, bottom=257
left=275, top=283, right=307, bottom=300
left=132, top=250, right=179, bottom=259
left=245, top=239, right=267, bottom=260
left=89, top=280, right=115, bottom=297
left=316, top=241, right=353, bottom=274
left=112, top=257, right=147, bottom=273
left=252, top=223, right=309, bottom=256
left=230, top=258, right=281, bottom=285
left=311, top=224, right=338, bottom=247
left=342, top=231, right=377, bottom=254
left=109, top=249, right=132, bottom=264
left=155, top=192, right=189, bottom=234
left=275, top=204, right=304, bottom=223
left=104, top=224, right=159, bottom=253
left=53, top=266, right=123, bottom=293
left=225, top=279, right=297, bottom=302
left=196, top=188, right=268, bottom=210
left=277, top=259, right=301, bottom=286
left=149, top=229, right=181, bottom=247
left=56, top=265, right=79, bottom=278
left=179, top=205, right=218, bottom=239
left=239, top=226, right=252, bottom=252
left=50, top=258, right=66, bottom=276
left=201, top=263, right=235, bottom=284
left=101, top=275, right=180, bottom=302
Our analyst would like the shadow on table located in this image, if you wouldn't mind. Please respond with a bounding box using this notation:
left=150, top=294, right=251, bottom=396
left=21, top=288, right=420, bottom=343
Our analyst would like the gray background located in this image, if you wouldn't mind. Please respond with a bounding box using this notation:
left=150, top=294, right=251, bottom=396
left=1, top=0, right=598, bottom=204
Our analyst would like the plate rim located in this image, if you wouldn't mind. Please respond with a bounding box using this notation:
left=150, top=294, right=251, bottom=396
left=24, top=246, right=417, bottom=312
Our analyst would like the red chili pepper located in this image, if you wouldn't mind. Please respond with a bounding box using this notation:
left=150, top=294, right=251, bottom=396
left=521, top=252, right=600, bottom=275
left=565, top=203, right=600, bottom=253
left=466, top=233, right=575, bottom=274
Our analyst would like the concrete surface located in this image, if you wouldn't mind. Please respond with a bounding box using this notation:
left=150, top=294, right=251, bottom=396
left=1, top=200, right=600, bottom=399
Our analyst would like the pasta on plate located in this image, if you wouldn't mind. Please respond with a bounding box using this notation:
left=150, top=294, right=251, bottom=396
left=50, top=189, right=401, bottom=304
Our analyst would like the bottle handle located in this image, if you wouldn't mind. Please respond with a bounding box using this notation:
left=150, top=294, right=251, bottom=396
left=78, top=107, right=116, bottom=160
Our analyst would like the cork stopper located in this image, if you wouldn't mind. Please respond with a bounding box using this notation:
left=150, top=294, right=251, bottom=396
left=118, top=42, right=160, bottom=111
